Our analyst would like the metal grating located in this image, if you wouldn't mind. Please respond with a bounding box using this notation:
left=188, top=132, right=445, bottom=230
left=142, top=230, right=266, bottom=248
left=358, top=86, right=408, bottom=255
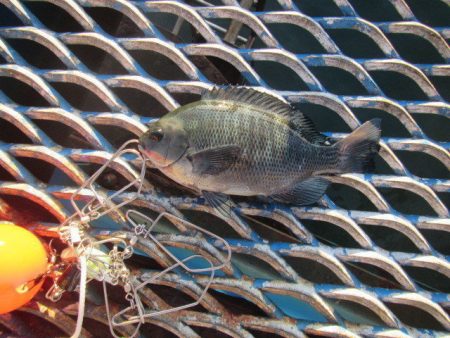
left=0, top=0, right=449, bottom=337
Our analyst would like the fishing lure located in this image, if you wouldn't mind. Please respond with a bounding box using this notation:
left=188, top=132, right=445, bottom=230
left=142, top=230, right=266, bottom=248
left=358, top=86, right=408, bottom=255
left=46, top=140, right=232, bottom=338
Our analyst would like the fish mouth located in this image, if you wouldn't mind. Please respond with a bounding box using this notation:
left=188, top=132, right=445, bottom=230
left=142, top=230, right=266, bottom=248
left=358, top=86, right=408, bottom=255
left=138, top=143, right=187, bottom=168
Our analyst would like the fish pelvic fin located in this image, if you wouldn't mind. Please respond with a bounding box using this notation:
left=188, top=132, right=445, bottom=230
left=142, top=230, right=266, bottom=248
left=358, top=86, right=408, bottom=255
left=335, top=119, right=381, bottom=173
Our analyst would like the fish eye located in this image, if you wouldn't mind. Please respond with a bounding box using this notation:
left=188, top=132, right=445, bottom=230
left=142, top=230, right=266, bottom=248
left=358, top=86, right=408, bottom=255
left=150, top=128, right=163, bottom=142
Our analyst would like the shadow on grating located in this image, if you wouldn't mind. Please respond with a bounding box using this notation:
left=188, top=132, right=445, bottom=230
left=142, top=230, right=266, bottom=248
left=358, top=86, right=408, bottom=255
left=0, top=194, right=59, bottom=223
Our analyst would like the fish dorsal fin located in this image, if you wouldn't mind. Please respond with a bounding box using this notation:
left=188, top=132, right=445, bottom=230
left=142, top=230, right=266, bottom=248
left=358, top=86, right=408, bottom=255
left=202, top=86, right=292, bottom=118
left=203, top=86, right=333, bottom=146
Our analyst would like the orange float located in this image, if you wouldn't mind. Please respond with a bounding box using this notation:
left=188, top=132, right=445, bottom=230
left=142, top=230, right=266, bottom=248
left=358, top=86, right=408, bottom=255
left=0, top=223, right=48, bottom=314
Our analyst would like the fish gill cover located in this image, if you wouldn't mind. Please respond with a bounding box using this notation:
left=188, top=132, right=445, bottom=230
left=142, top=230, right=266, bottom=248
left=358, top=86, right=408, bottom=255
left=0, top=0, right=448, bottom=337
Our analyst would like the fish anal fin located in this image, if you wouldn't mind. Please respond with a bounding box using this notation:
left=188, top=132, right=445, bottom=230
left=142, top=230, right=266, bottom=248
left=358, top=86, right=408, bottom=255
left=187, top=145, right=241, bottom=175
left=271, top=177, right=330, bottom=205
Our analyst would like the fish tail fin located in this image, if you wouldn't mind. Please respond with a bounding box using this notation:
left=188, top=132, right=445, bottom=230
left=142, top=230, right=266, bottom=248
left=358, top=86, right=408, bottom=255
left=335, top=119, right=381, bottom=173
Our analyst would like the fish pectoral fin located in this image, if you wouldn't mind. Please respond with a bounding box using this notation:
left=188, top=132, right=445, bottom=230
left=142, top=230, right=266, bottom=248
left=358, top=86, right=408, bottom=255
left=187, top=145, right=241, bottom=175
left=271, top=177, right=330, bottom=205
left=202, top=191, right=236, bottom=219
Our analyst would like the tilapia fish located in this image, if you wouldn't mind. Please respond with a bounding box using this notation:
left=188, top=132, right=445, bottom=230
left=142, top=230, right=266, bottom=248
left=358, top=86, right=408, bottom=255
left=140, top=87, right=380, bottom=216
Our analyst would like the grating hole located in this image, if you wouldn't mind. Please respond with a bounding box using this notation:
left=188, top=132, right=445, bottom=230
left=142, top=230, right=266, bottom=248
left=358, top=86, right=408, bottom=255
left=0, top=77, right=53, bottom=106
left=78, top=163, right=136, bottom=192
left=6, top=39, right=67, bottom=70
left=352, top=107, right=412, bottom=138
left=326, top=29, right=386, bottom=59
left=181, top=209, right=242, bottom=239
left=0, top=54, right=7, bottom=64
left=385, top=302, right=447, bottom=330
left=232, top=252, right=286, bottom=280
left=402, top=266, right=450, bottom=293
left=429, top=75, right=450, bottom=102
left=369, top=71, right=429, bottom=101
left=145, top=168, right=197, bottom=197
left=372, top=153, right=397, bottom=175
left=208, top=289, right=269, bottom=317
left=139, top=323, right=178, bottom=338
left=252, top=60, right=309, bottom=91
left=67, top=44, right=128, bottom=74
left=170, top=92, right=201, bottom=106
left=421, top=229, right=450, bottom=255
left=386, top=33, right=446, bottom=64
left=127, top=252, right=165, bottom=270
left=146, top=12, right=206, bottom=44
left=404, top=0, right=450, bottom=26
left=80, top=318, right=111, bottom=338
left=348, top=0, right=403, bottom=21
left=394, top=150, right=449, bottom=179
left=326, top=299, right=387, bottom=326
left=0, top=4, right=24, bottom=26
left=93, top=124, right=136, bottom=148
left=190, top=326, right=233, bottom=338
left=379, top=187, right=439, bottom=216
left=84, top=7, right=144, bottom=37
left=0, top=119, right=33, bottom=144
left=243, top=215, right=300, bottom=243
left=190, top=55, right=247, bottom=85
left=247, top=329, right=285, bottom=338
left=127, top=50, right=190, bottom=81
left=15, top=156, right=76, bottom=185
left=50, top=82, right=110, bottom=112
left=0, top=165, right=16, bottom=181
left=327, top=183, right=378, bottom=212
left=359, top=224, right=421, bottom=253
left=344, top=262, right=403, bottom=289
left=294, top=103, right=352, bottom=133
left=309, top=66, right=369, bottom=95
left=412, top=113, right=450, bottom=142
left=32, top=119, right=96, bottom=149
left=284, top=256, right=344, bottom=284
left=266, top=23, right=327, bottom=54
left=0, top=194, right=59, bottom=223
left=23, top=2, right=84, bottom=32
left=293, top=0, right=344, bottom=16
left=110, top=87, right=168, bottom=118
left=299, top=219, right=363, bottom=248
left=149, top=284, right=208, bottom=313
left=12, top=311, right=67, bottom=338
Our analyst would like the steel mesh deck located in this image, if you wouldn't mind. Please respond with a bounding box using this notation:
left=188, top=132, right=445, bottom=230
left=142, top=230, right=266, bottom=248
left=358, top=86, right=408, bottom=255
left=0, top=0, right=449, bottom=337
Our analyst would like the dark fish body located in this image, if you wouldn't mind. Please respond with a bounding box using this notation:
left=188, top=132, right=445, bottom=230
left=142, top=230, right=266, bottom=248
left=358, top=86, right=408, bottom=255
left=140, top=87, right=381, bottom=207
